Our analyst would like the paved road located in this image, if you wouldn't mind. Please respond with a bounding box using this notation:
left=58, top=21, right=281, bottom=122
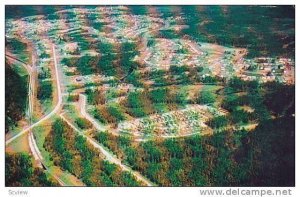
left=7, top=50, right=67, bottom=186
left=7, top=45, right=153, bottom=186
left=59, top=113, right=154, bottom=186
left=6, top=45, right=63, bottom=145
left=28, top=130, right=66, bottom=186
left=79, top=94, right=106, bottom=132
left=26, top=54, right=42, bottom=166
left=28, top=52, right=67, bottom=186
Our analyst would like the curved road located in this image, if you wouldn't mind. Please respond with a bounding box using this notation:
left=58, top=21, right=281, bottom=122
left=59, top=113, right=154, bottom=186
left=7, top=45, right=154, bottom=186
left=6, top=50, right=67, bottom=186
left=79, top=94, right=106, bottom=132
left=6, top=45, right=62, bottom=145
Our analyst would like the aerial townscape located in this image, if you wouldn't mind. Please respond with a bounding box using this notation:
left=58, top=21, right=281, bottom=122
left=5, top=5, right=295, bottom=187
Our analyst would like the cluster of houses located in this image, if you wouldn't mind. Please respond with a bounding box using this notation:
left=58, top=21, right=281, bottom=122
left=239, top=57, right=294, bottom=84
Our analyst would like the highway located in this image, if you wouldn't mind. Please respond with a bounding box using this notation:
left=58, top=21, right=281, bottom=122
left=6, top=45, right=62, bottom=145
left=6, top=49, right=67, bottom=186
left=6, top=45, right=153, bottom=186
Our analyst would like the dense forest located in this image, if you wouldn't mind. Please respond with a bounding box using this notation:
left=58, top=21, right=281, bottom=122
left=129, top=5, right=295, bottom=58
left=44, top=118, right=143, bottom=186
left=5, top=61, right=28, bottom=133
left=5, top=153, right=58, bottom=186
left=161, top=6, right=295, bottom=58
left=93, top=81, right=294, bottom=186
left=94, top=116, right=294, bottom=186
